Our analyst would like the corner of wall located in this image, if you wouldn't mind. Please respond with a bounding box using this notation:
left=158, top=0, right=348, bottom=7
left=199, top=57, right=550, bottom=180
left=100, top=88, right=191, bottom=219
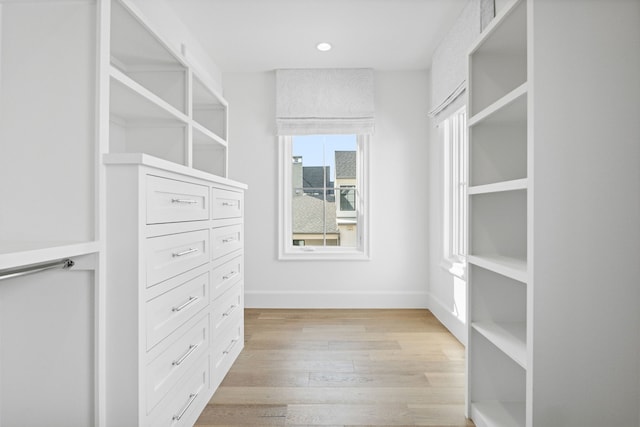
left=428, top=292, right=467, bottom=345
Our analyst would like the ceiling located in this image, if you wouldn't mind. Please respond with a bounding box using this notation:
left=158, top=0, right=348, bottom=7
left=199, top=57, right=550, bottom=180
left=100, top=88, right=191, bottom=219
left=165, top=0, right=467, bottom=73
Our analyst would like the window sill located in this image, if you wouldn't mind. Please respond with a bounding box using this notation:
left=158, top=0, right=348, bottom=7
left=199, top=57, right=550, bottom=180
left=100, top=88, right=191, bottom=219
left=441, top=257, right=466, bottom=279
left=279, top=247, right=370, bottom=261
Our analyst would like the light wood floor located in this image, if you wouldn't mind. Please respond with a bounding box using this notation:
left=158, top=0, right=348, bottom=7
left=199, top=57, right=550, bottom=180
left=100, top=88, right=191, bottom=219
left=195, top=309, right=474, bottom=427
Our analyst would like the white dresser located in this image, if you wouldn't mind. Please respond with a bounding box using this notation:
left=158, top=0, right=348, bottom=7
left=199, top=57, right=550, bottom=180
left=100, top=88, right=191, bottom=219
left=105, top=154, right=246, bottom=427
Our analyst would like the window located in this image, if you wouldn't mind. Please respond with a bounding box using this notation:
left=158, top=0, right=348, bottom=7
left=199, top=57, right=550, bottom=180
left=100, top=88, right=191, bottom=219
left=339, top=186, right=356, bottom=212
left=442, top=107, right=467, bottom=275
left=279, top=134, right=369, bottom=260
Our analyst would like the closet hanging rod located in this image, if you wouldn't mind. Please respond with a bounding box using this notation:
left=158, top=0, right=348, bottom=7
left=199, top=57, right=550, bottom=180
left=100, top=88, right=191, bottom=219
left=0, top=258, right=75, bottom=282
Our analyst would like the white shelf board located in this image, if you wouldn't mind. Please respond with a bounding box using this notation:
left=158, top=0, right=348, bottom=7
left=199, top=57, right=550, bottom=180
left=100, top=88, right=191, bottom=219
left=471, top=401, right=525, bottom=427
left=469, top=179, right=527, bottom=195
left=472, top=321, right=526, bottom=368
left=467, top=255, right=527, bottom=283
left=110, top=66, right=188, bottom=124
left=0, top=241, right=100, bottom=270
left=192, top=120, right=227, bottom=148
left=103, top=153, right=247, bottom=190
left=469, top=82, right=527, bottom=127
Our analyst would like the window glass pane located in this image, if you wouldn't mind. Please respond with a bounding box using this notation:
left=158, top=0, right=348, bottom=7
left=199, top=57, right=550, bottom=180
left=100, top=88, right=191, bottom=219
left=340, top=186, right=356, bottom=211
left=443, top=108, right=467, bottom=262
left=291, top=135, right=357, bottom=248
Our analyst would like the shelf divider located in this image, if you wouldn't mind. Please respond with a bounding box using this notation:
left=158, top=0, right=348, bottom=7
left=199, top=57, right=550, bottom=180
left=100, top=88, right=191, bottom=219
left=471, top=401, right=526, bottom=427
left=469, top=178, right=527, bottom=195
left=192, top=120, right=228, bottom=147
left=110, top=66, right=189, bottom=123
left=472, top=321, right=526, bottom=368
left=469, top=82, right=527, bottom=127
left=467, top=254, right=527, bottom=283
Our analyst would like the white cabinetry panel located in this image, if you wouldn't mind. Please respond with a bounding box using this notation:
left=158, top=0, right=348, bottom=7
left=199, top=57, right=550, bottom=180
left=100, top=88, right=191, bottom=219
left=106, top=157, right=245, bottom=427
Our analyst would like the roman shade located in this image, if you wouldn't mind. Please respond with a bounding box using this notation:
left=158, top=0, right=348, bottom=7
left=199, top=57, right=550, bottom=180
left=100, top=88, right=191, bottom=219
left=276, top=68, right=375, bottom=135
left=429, top=0, right=481, bottom=123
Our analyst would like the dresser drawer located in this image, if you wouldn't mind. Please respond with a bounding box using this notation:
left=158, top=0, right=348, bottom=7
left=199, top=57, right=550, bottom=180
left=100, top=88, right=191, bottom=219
left=212, top=283, right=242, bottom=339
left=211, top=188, right=243, bottom=219
left=146, top=175, right=209, bottom=224
left=212, top=320, right=242, bottom=375
left=146, top=272, right=210, bottom=350
left=211, top=254, right=243, bottom=300
left=211, top=224, right=242, bottom=260
left=148, top=355, right=210, bottom=427
left=147, top=315, right=209, bottom=412
left=146, top=229, right=209, bottom=287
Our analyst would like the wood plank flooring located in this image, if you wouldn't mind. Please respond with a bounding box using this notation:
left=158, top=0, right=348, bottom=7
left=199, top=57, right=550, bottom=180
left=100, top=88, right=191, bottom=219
left=195, top=309, right=474, bottom=427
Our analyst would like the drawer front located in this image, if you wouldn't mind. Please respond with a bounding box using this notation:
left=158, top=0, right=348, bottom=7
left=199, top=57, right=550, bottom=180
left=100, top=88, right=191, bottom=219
left=212, top=319, right=242, bottom=372
left=212, top=321, right=243, bottom=390
left=211, top=188, right=243, bottom=219
left=211, top=283, right=242, bottom=339
left=211, top=224, right=242, bottom=260
left=211, top=254, right=243, bottom=300
left=147, top=175, right=209, bottom=224
left=146, top=229, right=209, bottom=287
left=148, top=355, right=210, bottom=427
left=146, top=272, right=210, bottom=350
left=147, top=315, right=209, bottom=412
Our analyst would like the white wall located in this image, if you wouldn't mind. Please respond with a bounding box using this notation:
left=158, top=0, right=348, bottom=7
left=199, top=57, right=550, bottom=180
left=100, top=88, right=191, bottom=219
left=224, top=71, right=431, bottom=308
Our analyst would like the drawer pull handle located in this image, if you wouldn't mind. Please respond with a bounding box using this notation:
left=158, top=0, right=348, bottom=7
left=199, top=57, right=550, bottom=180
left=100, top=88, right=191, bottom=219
left=172, top=296, right=198, bottom=312
left=172, top=392, right=198, bottom=421
left=171, top=198, right=198, bottom=205
left=223, top=339, right=238, bottom=355
left=172, top=248, right=198, bottom=257
left=222, top=304, right=237, bottom=317
left=172, top=343, right=199, bottom=366
left=221, top=201, right=237, bottom=207
left=222, top=271, right=237, bottom=280
left=222, top=237, right=235, bottom=243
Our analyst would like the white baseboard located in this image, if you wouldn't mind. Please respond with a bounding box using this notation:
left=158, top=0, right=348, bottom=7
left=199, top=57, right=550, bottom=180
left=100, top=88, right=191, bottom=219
left=427, top=293, right=467, bottom=345
left=245, top=290, right=429, bottom=309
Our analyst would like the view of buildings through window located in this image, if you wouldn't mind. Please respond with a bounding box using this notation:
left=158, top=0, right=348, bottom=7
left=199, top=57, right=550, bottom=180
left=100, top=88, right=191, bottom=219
left=291, top=135, right=358, bottom=247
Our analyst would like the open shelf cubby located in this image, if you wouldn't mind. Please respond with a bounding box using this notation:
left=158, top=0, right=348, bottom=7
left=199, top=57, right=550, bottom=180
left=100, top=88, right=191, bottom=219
left=469, top=264, right=527, bottom=368
left=469, top=330, right=526, bottom=427
left=192, top=73, right=228, bottom=141
left=192, top=126, right=228, bottom=176
left=470, top=189, right=527, bottom=262
left=110, top=0, right=187, bottom=115
left=110, top=73, right=188, bottom=165
left=469, top=89, right=527, bottom=187
left=469, top=0, right=527, bottom=116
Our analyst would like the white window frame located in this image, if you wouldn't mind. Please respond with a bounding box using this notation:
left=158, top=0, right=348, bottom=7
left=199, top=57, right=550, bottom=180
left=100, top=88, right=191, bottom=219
left=278, top=134, right=370, bottom=261
left=442, top=107, right=467, bottom=277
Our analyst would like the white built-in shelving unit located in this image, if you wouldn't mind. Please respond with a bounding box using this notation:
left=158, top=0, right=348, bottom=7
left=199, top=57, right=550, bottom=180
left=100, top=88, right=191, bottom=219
left=466, top=0, right=529, bottom=426
left=466, top=1, right=640, bottom=425
left=109, top=0, right=229, bottom=177
left=0, top=0, right=239, bottom=426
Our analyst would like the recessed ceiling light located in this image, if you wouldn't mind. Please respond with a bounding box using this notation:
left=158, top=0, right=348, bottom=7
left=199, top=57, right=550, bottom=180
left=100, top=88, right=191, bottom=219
left=316, top=42, right=332, bottom=52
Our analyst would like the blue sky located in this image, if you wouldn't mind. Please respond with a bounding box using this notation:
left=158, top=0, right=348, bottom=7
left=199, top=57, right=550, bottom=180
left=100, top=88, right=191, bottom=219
left=292, top=134, right=356, bottom=181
